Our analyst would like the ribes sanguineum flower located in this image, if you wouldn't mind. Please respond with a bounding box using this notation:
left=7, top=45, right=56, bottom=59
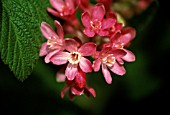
left=93, top=47, right=126, bottom=84
left=47, top=0, right=77, bottom=18
left=81, top=3, right=116, bottom=37
left=106, top=27, right=136, bottom=63
left=61, top=68, right=96, bottom=99
left=39, top=20, right=65, bottom=63
left=51, top=39, right=96, bottom=80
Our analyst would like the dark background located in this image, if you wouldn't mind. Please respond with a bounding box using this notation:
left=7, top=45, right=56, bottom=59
left=0, top=0, right=169, bottom=114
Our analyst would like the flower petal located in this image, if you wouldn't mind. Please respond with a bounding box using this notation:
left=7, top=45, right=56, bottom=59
left=93, top=58, right=101, bottom=72
left=49, top=0, right=64, bottom=12
left=61, top=85, right=70, bottom=98
left=79, top=57, right=92, bottom=73
left=66, top=0, right=75, bottom=9
left=54, top=20, right=64, bottom=39
left=75, top=69, right=86, bottom=88
left=81, top=12, right=91, bottom=28
left=51, top=52, right=69, bottom=65
left=65, top=63, right=78, bottom=80
left=109, top=62, right=126, bottom=75
left=122, top=49, right=135, bottom=62
left=65, top=39, right=79, bottom=52
left=45, top=50, right=60, bottom=63
left=92, top=3, right=105, bottom=21
left=84, top=86, right=96, bottom=97
left=98, top=30, right=109, bottom=36
left=119, top=27, right=136, bottom=46
left=40, top=22, right=58, bottom=39
left=39, top=43, right=48, bottom=56
left=112, top=49, right=127, bottom=58
left=78, top=42, right=96, bottom=56
left=56, top=68, right=66, bottom=82
left=102, top=64, right=112, bottom=84
left=47, top=8, right=60, bottom=17
left=102, top=18, right=116, bottom=29
left=84, top=28, right=95, bottom=37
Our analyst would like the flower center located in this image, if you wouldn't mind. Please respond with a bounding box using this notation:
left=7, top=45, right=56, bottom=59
left=114, top=42, right=124, bottom=49
left=102, top=54, right=116, bottom=67
left=90, top=19, right=102, bottom=31
left=47, top=36, right=62, bottom=51
left=68, top=52, right=81, bottom=64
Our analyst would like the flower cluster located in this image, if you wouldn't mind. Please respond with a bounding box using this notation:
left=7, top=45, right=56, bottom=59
left=40, top=0, right=137, bottom=99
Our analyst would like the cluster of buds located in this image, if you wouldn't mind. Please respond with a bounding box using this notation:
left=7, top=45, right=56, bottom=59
left=40, top=0, right=136, bottom=99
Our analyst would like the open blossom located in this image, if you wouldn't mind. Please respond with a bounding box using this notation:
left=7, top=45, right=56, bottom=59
left=51, top=39, right=96, bottom=80
left=81, top=3, right=116, bottom=37
left=39, top=20, right=65, bottom=63
left=47, top=0, right=77, bottom=18
left=61, top=68, right=96, bottom=99
left=93, top=47, right=126, bottom=84
left=106, top=27, right=136, bottom=63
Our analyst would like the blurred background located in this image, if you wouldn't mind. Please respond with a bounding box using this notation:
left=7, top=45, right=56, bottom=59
left=0, top=0, right=169, bottom=114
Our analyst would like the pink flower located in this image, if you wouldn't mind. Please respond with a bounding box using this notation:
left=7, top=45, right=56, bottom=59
left=51, top=39, right=96, bottom=80
left=39, top=20, right=65, bottom=63
left=93, top=47, right=126, bottom=84
left=108, top=27, right=136, bottom=62
left=106, top=12, right=124, bottom=37
left=47, top=0, right=77, bottom=18
left=81, top=3, right=116, bottom=37
left=60, top=68, right=96, bottom=99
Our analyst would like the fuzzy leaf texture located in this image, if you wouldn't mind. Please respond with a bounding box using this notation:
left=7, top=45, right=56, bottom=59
left=0, top=0, right=52, bottom=81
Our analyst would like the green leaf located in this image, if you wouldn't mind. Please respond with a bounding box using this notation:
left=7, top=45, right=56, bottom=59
left=0, top=0, right=53, bottom=81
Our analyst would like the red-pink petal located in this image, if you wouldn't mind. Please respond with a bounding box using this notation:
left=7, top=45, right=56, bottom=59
left=49, top=0, right=64, bottom=12
left=84, top=28, right=95, bottom=37
left=78, top=42, right=96, bottom=56
left=92, top=3, right=105, bottom=21
left=119, top=27, right=136, bottom=46
left=61, top=85, right=69, bottom=98
left=39, top=43, right=48, bottom=56
left=51, top=52, right=69, bottom=65
left=102, top=18, right=116, bottom=30
left=65, top=39, right=79, bottom=52
left=109, top=62, right=126, bottom=75
left=98, top=30, right=109, bottom=36
left=66, top=0, right=74, bottom=9
left=93, top=58, right=101, bottom=72
left=102, top=64, right=112, bottom=84
left=84, top=86, right=96, bottom=97
left=75, top=69, right=86, bottom=88
left=40, top=22, right=58, bottom=40
left=54, top=20, right=64, bottom=39
left=65, top=63, right=78, bottom=80
left=56, top=68, right=66, bottom=82
left=122, top=49, right=135, bottom=62
left=81, top=12, right=91, bottom=28
left=45, top=50, right=60, bottom=63
left=112, top=49, right=127, bottom=58
left=47, top=8, right=60, bottom=17
left=79, top=57, right=92, bottom=73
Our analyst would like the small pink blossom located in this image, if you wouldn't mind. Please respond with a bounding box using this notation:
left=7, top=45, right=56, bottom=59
left=39, top=20, right=65, bottom=63
left=51, top=39, right=96, bottom=80
left=81, top=3, right=116, bottom=37
left=47, top=0, right=77, bottom=18
left=61, top=68, right=96, bottom=99
left=93, top=47, right=126, bottom=84
left=108, top=27, right=136, bottom=62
